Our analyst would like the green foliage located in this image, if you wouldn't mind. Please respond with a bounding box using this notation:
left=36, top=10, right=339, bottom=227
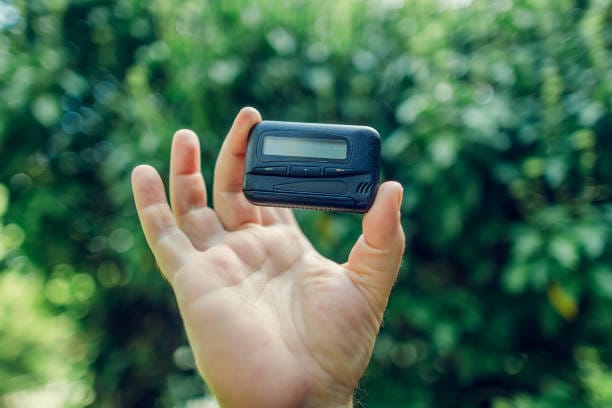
left=0, top=270, right=94, bottom=405
left=1, top=0, right=611, bottom=406
left=0, top=184, right=93, bottom=405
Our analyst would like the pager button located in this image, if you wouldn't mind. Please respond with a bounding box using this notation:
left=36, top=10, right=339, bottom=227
left=251, top=166, right=287, bottom=176
left=324, top=167, right=356, bottom=176
left=290, top=166, right=322, bottom=177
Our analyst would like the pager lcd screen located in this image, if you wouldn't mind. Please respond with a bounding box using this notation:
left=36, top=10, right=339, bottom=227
left=262, top=136, right=347, bottom=160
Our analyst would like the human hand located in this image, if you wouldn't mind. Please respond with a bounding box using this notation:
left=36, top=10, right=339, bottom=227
left=131, top=107, right=405, bottom=407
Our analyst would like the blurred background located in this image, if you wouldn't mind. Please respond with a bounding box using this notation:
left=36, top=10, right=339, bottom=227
left=1, top=0, right=611, bottom=406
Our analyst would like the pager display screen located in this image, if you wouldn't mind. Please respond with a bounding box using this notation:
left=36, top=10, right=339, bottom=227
left=262, top=136, right=347, bottom=160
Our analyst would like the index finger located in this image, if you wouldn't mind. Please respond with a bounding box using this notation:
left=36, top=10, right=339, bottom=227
left=213, top=107, right=263, bottom=230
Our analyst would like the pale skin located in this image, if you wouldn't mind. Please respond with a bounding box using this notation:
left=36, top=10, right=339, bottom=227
left=131, top=107, right=405, bottom=407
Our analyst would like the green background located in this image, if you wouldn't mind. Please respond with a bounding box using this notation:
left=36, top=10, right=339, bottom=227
left=1, top=0, right=611, bottom=406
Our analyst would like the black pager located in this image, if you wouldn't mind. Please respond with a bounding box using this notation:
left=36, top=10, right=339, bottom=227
left=242, top=121, right=381, bottom=213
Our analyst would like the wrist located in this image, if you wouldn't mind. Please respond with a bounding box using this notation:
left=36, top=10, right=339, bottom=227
left=302, top=383, right=354, bottom=408
left=304, top=396, right=353, bottom=408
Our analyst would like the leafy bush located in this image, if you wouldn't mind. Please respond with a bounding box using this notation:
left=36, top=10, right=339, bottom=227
left=1, top=0, right=611, bottom=406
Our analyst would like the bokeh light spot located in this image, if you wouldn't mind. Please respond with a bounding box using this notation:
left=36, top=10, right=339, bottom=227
left=109, top=228, right=134, bottom=253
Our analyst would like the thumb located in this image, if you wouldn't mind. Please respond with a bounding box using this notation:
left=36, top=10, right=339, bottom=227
left=346, top=181, right=405, bottom=316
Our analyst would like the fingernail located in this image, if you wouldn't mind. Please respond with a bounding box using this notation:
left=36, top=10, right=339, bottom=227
left=396, top=185, right=404, bottom=211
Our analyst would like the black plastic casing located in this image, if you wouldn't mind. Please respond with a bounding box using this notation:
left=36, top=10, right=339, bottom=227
left=242, top=121, right=381, bottom=213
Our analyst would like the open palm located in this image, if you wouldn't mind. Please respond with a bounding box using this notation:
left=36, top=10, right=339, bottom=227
left=131, top=108, right=405, bottom=408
